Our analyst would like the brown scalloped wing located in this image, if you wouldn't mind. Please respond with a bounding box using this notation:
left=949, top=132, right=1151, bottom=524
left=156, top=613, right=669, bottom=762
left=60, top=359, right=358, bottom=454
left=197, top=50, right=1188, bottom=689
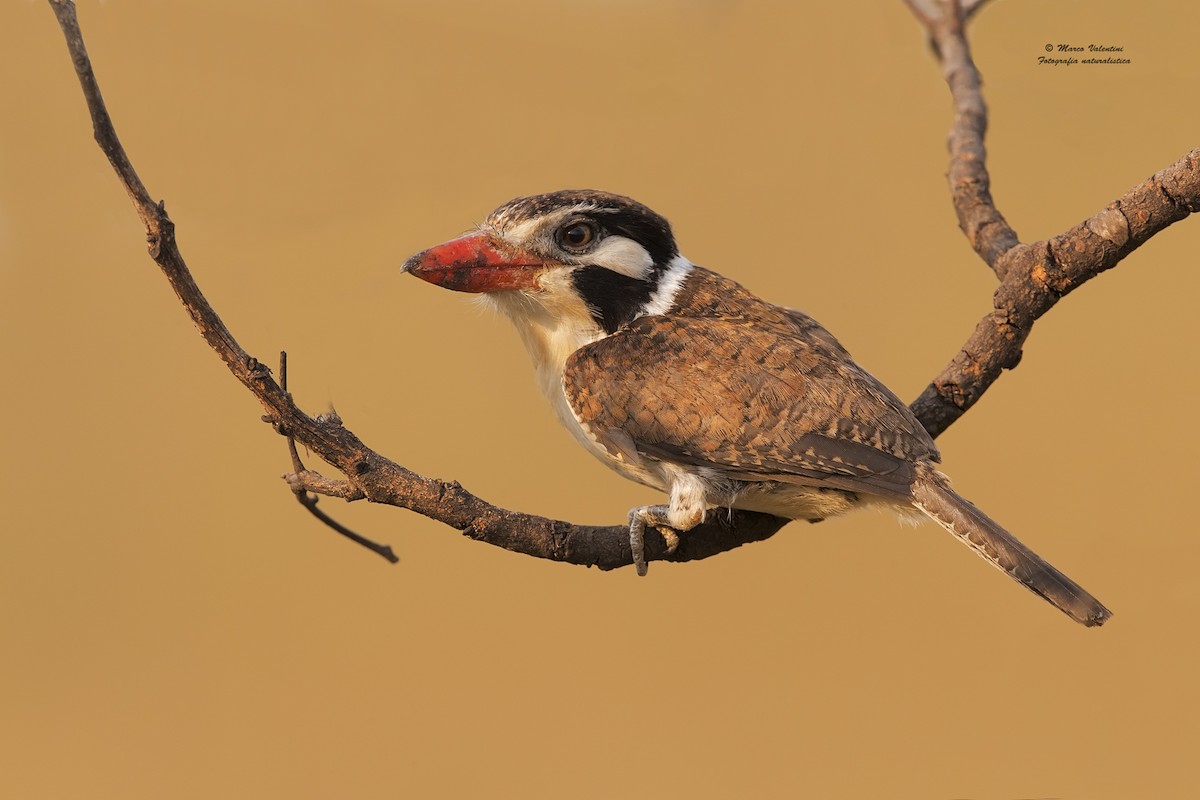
left=564, top=309, right=937, bottom=501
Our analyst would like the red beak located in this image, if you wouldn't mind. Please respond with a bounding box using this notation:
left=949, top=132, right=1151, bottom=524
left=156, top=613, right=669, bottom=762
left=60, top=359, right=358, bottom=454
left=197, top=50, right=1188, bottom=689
left=401, top=232, right=546, bottom=293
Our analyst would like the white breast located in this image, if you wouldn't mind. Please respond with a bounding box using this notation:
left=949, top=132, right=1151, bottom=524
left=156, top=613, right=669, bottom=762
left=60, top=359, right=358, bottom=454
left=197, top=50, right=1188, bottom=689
left=484, top=276, right=669, bottom=491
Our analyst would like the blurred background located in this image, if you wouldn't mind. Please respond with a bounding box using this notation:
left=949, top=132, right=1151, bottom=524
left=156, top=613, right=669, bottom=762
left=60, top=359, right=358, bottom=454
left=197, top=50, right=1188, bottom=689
left=3, top=1, right=1198, bottom=797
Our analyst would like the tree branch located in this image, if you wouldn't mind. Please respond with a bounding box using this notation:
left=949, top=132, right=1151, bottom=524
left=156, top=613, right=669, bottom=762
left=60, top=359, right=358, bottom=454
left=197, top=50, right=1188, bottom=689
left=961, top=0, right=993, bottom=22
left=911, top=148, right=1200, bottom=435
left=47, top=0, right=784, bottom=570
left=912, top=0, right=1019, bottom=271
left=51, top=0, right=1198, bottom=570
left=277, top=353, right=398, bottom=563
left=903, top=0, right=1200, bottom=436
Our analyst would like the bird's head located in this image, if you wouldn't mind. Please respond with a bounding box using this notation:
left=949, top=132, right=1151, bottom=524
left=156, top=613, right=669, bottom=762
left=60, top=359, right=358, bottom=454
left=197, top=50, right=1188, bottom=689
left=402, top=190, right=688, bottom=333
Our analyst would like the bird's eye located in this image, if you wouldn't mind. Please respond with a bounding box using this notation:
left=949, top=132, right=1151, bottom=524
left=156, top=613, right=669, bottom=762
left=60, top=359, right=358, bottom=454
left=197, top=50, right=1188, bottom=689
left=560, top=222, right=596, bottom=250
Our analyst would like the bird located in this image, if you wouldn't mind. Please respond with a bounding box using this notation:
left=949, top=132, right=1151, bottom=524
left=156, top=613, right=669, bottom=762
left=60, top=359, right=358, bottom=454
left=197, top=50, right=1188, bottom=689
left=401, top=189, right=1111, bottom=627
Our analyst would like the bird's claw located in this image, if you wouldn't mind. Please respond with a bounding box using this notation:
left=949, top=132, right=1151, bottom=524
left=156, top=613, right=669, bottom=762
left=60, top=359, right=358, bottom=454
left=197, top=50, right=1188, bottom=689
left=628, top=505, right=679, bottom=576
left=659, top=527, right=681, bottom=553
left=630, top=511, right=649, bottom=576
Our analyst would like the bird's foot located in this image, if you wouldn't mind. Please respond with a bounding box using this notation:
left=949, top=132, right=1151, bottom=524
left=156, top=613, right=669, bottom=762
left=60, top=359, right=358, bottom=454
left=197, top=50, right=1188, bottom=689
left=628, top=505, right=680, bottom=576
left=659, top=527, right=681, bottom=553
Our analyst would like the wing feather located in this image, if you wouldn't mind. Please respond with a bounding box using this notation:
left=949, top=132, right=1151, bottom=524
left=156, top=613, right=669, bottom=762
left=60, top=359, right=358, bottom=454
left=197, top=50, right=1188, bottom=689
left=564, top=308, right=936, bottom=502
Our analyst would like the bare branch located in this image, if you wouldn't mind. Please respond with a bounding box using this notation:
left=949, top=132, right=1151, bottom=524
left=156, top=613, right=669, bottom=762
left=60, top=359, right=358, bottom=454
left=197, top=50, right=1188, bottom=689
left=286, top=470, right=365, bottom=500
left=961, top=0, right=993, bottom=21
left=912, top=147, right=1200, bottom=436
left=48, top=0, right=783, bottom=571
left=900, top=0, right=1198, bottom=436
left=904, top=0, right=1019, bottom=272
left=50, top=0, right=1198, bottom=573
left=292, top=485, right=398, bottom=563
left=277, top=352, right=398, bottom=563
left=901, top=0, right=936, bottom=27
left=48, top=1, right=156, bottom=229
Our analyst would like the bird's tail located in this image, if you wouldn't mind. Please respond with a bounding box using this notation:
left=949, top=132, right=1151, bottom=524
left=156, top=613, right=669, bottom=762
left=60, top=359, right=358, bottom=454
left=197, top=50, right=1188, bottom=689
left=911, top=465, right=1111, bottom=627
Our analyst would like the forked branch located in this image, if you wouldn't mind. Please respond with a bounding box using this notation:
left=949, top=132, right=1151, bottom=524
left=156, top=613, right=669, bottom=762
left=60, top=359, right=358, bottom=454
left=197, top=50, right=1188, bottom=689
left=51, top=0, right=1198, bottom=569
left=904, top=0, right=1199, bottom=436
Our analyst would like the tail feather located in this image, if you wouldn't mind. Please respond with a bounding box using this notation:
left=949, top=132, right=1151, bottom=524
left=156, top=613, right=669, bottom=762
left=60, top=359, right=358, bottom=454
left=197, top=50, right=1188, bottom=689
left=911, top=467, right=1112, bottom=627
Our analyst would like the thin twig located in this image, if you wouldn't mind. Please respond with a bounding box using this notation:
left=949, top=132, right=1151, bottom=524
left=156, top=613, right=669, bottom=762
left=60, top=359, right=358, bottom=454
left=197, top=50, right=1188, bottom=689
left=961, top=0, right=993, bottom=21
left=278, top=351, right=398, bottom=563
left=906, top=0, right=1019, bottom=272
left=901, top=0, right=935, bottom=26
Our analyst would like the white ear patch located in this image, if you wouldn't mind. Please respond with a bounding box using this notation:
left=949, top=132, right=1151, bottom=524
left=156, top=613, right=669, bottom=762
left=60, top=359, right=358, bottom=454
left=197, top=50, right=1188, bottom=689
left=585, top=235, right=654, bottom=279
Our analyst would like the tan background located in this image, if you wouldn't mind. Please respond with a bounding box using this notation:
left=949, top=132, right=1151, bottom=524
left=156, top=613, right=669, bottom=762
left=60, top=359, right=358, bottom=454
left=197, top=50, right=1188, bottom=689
left=3, top=1, right=1198, bottom=797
